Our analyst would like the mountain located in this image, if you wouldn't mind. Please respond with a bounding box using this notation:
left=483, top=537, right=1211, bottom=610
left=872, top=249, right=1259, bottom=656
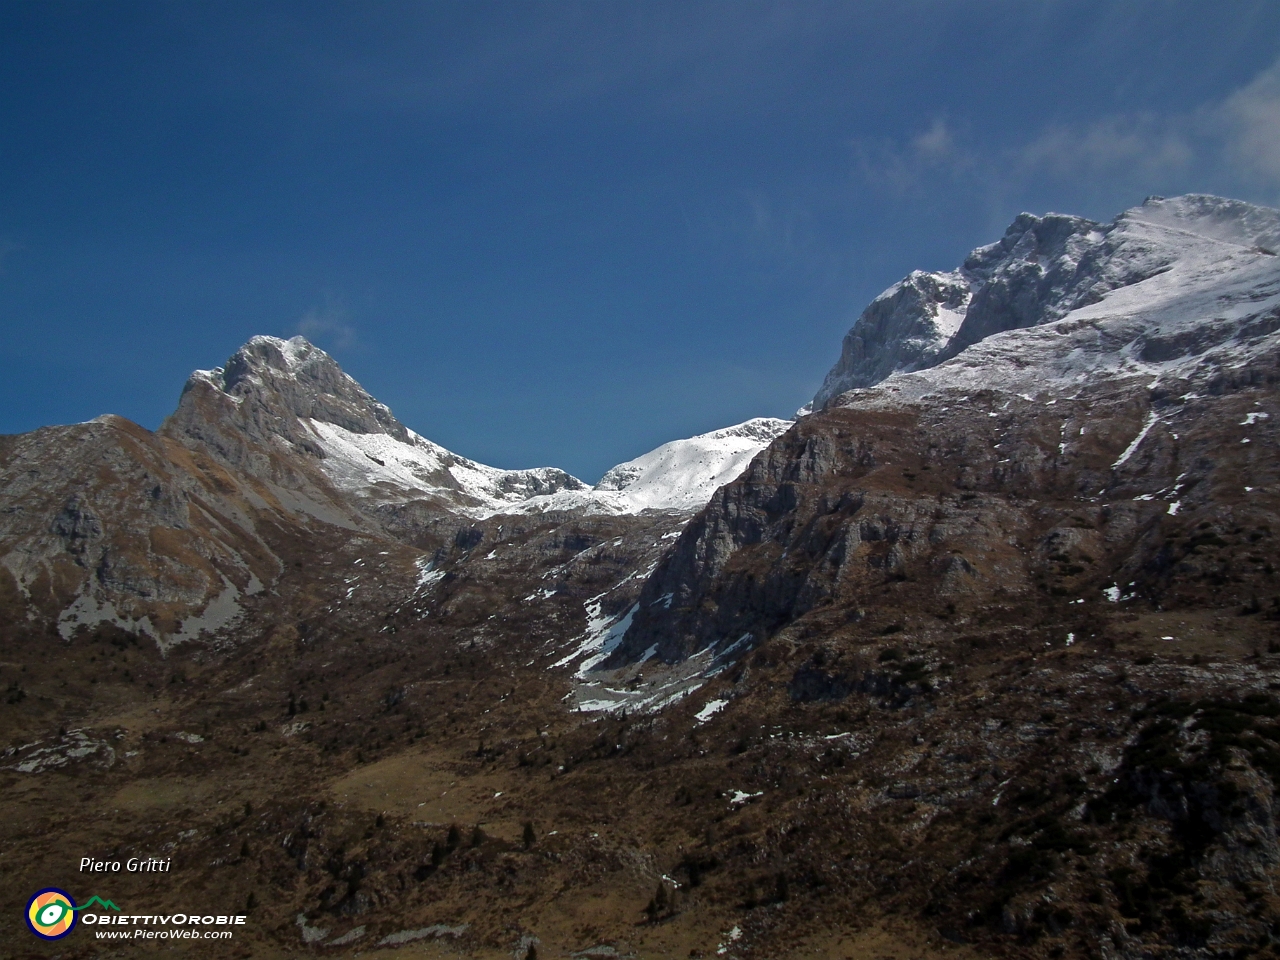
left=0, top=333, right=788, bottom=648
left=576, top=194, right=1280, bottom=955
left=812, top=194, right=1280, bottom=408
left=3, top=195, right=1279, bottom=960
left=164, top=334, right=590, bottom=518
left=510, top=417, right=793, bottom=516
left=613, top=193, right=1280, bottom=667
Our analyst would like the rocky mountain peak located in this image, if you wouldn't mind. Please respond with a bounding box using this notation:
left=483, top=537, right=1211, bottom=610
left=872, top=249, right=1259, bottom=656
left=180, top=335, right=408, bottom=443
left=812, top=193, right=1280, bottom=409
left=1124, top=193, right=1280, bottom=250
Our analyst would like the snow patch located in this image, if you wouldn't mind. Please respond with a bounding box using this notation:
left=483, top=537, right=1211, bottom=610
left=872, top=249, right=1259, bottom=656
left=5, top=730, right=116, bottom=774
left=551, top=599, right=638, bottom=676
left=296, top=914, right=329, bottom=944
left=1112, top=410, right=1160, bottom=469
left=415, top=557, right=445, bottom=591
left=717, top=925, right=744, bottom=955
left=695, top=699, right=729, bottom=723
left=325, top=926, right=365, bottom=946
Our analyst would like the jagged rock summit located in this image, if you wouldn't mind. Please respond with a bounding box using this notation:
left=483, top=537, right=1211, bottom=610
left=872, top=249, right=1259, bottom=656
left=812, top=194, right=1280, bottom=408
left=164, top=335, right=589, bottom=517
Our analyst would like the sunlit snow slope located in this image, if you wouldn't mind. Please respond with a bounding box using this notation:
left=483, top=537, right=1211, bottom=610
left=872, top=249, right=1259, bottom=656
left=173, top=336, right=790, bottom=519
left=590, top=418, right=793, bottom=512
left=510, top=418, right=794, bottom=516
left=814, top=194, right=1280, bottom=407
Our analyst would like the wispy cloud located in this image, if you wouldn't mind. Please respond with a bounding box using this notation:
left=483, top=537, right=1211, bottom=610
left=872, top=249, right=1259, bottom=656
left=294, top=295, right=356, bottom=350
left=912, top=117, right=959, bottom=162
left=853, top=118, right=975, bottom=194
left=1221, top=59, right=1280, bottom=185
left=1018, top=114, right=1192, bottom=181
left=854, top=57, right=1280, bottom=202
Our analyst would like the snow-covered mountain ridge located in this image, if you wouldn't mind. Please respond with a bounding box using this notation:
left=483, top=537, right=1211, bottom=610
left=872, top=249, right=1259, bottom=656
left=516, top=417, right=793, bottom=515
left=0, top=333, right=790, bottom=649
left=813, top=194, right=1280, bottom=408
left=174, top=335, right=790, bottom=518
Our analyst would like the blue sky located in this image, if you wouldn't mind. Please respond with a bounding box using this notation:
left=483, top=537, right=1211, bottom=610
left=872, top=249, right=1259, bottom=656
left=2, top=1, right=1280, bottom=480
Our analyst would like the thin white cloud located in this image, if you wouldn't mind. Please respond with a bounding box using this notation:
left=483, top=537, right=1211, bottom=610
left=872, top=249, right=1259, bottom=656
left=1018, top=114, right=1192, bottom=180
left=854, top=56, right=1280, bottom=203
left=912, top=117, right=957, bottom=161
left=1221, top=59, right=1280, bottom=184
left=294, top=296, right=356, bottom=349
left=852, top=118, right=974, bottom=194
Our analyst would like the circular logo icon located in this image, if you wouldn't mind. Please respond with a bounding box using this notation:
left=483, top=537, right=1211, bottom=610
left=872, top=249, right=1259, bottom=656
left=26, top=888, right=77, bottom=940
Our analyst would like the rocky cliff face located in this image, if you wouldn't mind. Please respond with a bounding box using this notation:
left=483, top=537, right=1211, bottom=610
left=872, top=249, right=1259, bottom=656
left=161, top=335, right=399, bottom=481
left=611, top=359, right=1279, bottom=666
left=0, top=415, right=282, bottom=648
left=176, top=335, right=410, bottom=448
left=812, top=195, right=1280, bottom=408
